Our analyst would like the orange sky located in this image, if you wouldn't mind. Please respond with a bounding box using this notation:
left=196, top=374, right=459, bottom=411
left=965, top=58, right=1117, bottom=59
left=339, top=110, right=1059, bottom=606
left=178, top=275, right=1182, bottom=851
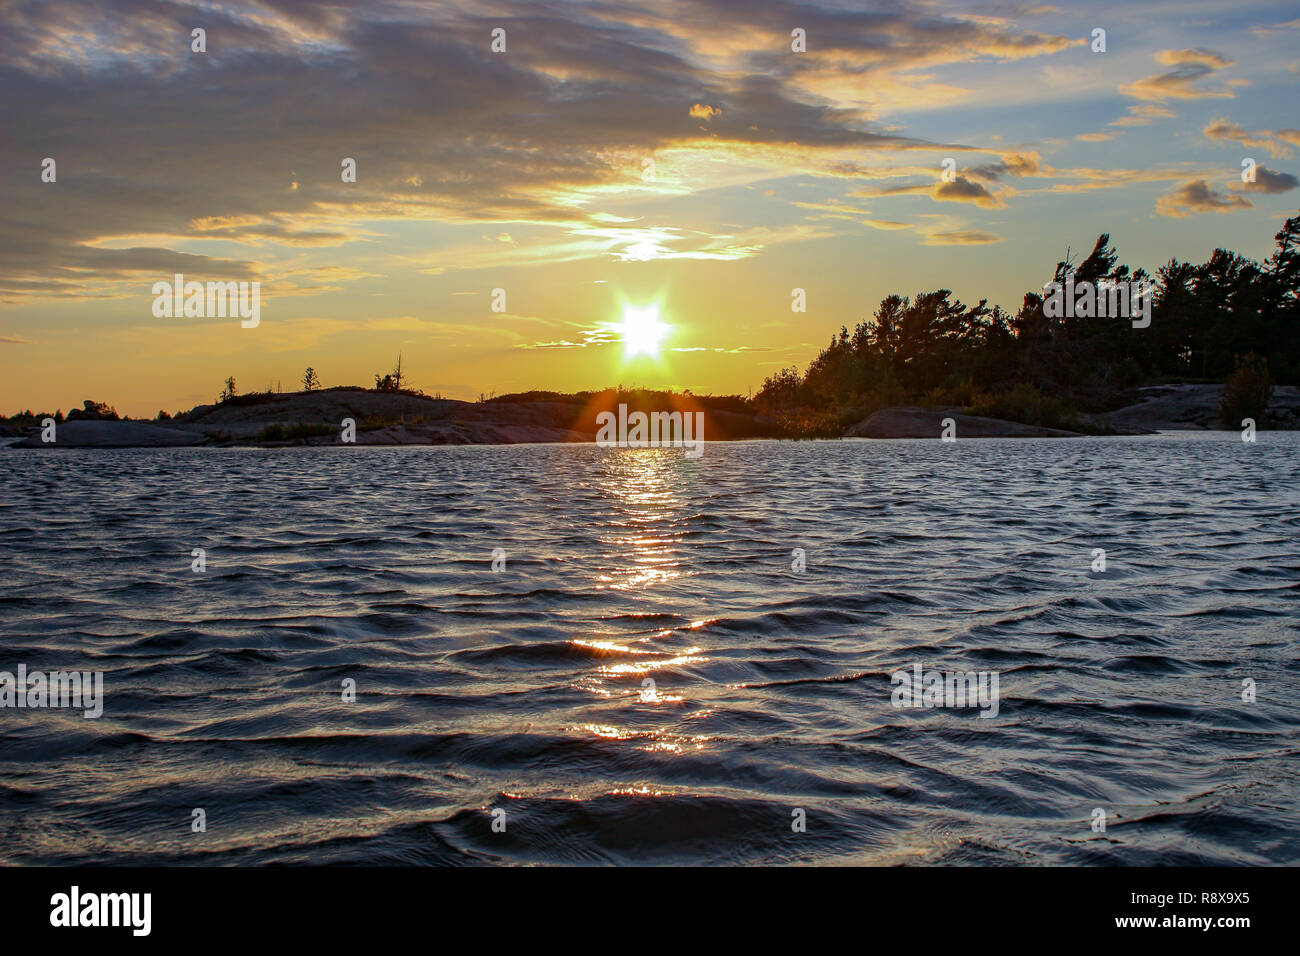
left=2, top=0, right=1298, bottom=416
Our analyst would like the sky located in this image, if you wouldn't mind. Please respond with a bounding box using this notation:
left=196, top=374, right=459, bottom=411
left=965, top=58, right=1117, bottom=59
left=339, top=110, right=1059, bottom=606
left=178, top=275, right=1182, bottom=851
left=1, top=0, right=1298, bottom=417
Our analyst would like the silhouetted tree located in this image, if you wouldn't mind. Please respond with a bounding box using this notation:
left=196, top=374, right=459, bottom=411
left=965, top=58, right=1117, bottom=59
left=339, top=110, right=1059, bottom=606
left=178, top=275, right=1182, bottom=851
left=373, top=354, right=406, bottom=392
left=762, top=210, right=1300, bottom=418
left=66, top=400, right=119, bottom=421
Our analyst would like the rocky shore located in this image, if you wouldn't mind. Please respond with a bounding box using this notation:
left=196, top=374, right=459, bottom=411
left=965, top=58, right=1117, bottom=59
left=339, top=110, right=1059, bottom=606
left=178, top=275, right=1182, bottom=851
left=6, top=383, right=1297, bottom=448
left=845, top=407, right=1082, bottom=439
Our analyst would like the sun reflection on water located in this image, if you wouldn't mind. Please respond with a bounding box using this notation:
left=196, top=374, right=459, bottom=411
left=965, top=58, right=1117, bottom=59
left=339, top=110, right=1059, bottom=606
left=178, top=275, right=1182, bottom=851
left=569, top=723, right=712, bottom=755
left=594, top=448, right=691, bottom=592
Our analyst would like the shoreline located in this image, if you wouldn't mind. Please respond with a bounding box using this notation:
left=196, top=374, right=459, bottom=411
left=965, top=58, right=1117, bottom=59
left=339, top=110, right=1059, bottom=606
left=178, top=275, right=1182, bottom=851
left=5, top=431, right=1278, bottom=453
left=5, top=383, right=1298, bottom=449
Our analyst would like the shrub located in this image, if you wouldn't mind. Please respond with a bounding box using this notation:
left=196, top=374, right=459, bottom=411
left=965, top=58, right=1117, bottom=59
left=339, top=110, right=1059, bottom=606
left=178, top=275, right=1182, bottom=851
left=359, top=415, right=427, bottom=431
left=254, top=423, right=336, bottom=442
left=1219, top=352, right=1273, bottom=427
left=221, top=390, right=277, bottom=408
left=968, top=382, right=1077, bottom=429
left=770, top=410, right=841, bottom=439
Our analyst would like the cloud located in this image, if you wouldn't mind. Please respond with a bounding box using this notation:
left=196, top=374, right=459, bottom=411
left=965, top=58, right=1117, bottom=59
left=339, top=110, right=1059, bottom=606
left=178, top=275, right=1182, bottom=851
left=517, top=323, right=625, bottom=350
left=515, top=340, right=588, bottom=350
left=1203, top=118, right=1296, bottom=158
left=1156, top=180, right=1253, bottom=217
left=847, top=151, right=1042, bottom=210
left=0, top=0, right=1095, bottom=302
left=600, top=0, right=1076, bottom=114
left=1109, top=104, right=1175, bottom=129
left=860, top=175, right=1006, bottom=208
left=0, top=0, right=1082, bottom=301
left=921, top=229, right=1002, bottom=246
left=1157, top=48, right=1233, bottom=68
left=670, top=344, right=777, bottom=353
left=1030, top=165, right=1224, bottom=196
left=1250, top=18, right=1300, bottom=37
left=964, top=152, right=1043, bottom=181
left=1120, top=49, right=1244, bottom=101
left=1243, top=166, right=1300, bottom=194
left=933, top=177, right=1005, bottom=207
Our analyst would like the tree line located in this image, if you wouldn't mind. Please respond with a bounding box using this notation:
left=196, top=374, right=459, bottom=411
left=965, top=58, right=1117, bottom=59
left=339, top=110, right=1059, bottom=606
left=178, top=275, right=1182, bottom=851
left=757, top=212, right=1300, bottom=428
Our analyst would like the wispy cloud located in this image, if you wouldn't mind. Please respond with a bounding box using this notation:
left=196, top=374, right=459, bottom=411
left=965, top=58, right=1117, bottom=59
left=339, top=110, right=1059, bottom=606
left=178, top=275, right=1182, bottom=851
left=1120, top=49, right=1245, bottom=101
left=1203, top=118, right=1299, bottom=158
left=920, top=229, right=1003, bottom=246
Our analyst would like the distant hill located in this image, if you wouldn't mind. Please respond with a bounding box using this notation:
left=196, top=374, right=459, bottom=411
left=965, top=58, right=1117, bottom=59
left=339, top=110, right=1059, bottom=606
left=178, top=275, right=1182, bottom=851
left=7, top=383, right=1298, bottom=448
left=3, top=387, right=779, bottom=447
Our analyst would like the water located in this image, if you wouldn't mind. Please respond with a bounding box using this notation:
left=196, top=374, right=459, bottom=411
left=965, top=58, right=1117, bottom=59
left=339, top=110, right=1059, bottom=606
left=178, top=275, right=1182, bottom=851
left=1, top=434, right=1297, bottom=865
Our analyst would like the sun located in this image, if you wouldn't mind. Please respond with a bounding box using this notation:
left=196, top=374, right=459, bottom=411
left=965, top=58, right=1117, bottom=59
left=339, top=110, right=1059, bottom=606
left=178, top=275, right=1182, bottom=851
left=617, top=305, right=669, bottom=357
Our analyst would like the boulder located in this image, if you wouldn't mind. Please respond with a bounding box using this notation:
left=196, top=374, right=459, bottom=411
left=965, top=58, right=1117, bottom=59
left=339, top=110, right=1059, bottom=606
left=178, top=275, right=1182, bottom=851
left=845, top=406, right=1082, bottom=439
left=11, top=420, right=207, bottom=448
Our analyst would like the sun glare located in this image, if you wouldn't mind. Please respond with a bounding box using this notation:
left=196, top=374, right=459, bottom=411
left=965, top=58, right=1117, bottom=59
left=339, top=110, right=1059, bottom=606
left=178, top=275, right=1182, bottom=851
left=617, top=305, right=669, bottom=357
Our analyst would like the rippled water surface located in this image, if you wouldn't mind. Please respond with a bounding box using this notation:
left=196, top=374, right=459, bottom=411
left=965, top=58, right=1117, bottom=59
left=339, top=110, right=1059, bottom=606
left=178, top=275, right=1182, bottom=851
left=1, top=435, right=1298, bottom=865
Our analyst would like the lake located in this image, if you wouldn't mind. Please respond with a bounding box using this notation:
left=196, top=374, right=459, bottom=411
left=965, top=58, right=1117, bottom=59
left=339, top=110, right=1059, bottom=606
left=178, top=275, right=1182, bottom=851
left=1, top=434, right=1297, bottom=864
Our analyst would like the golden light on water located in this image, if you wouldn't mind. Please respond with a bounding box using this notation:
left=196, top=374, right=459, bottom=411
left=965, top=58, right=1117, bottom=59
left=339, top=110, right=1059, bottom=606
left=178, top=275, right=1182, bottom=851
left=595, top=449, right=688, bottom=592
left=563, top=450, right=713, bottom=717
